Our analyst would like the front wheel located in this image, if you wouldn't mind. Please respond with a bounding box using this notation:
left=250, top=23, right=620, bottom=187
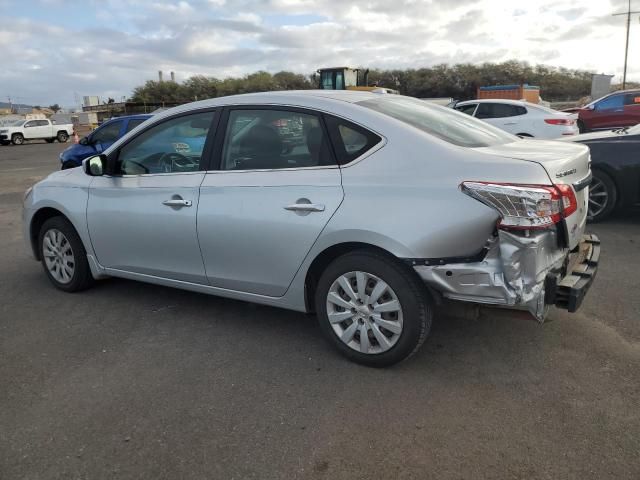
left=315, top=250, right=432, bottom=367
left=57, top=131, right=69, bottom=142
left=588, top=170, right=617, bottom=222
left=38, top=217, right=94, bottom=292
left=11, top=133, right=24, bottom=145
left=577, top=120, right=586, bottom=133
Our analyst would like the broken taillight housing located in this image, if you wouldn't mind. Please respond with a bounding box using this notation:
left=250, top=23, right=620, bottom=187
left=461, top=181, right=577, bottom=229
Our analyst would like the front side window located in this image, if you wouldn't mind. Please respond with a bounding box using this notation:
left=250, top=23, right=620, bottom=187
left=596, top=94, right=624, bottom=110
left=455, top=103, right=478, bottom=116
left=116, top=111, right=214, bottom=175
left=92, top=121, right=122, bottom=144
left=221, top=109, right=334, bottom=170
left=125, top=118, right=147, bottom=133
left=359, top=96, right=515, bottom=148
left=24, top=120, right=37, bottom=128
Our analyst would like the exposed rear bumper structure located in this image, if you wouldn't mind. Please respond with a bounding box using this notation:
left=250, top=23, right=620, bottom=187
left=412, top=231, right=600, bottom=321
left=545, top=234, right=600, bottom=313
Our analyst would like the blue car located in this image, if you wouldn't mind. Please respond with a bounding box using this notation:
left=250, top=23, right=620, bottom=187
left=60, top=114, right=152, bottom=169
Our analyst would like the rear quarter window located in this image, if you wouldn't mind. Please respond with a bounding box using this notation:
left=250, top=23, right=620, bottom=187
left=323, top=115, right=382, bottom=165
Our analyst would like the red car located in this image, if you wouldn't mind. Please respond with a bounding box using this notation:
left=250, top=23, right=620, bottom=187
left=565, top=89, right=640, bottom=133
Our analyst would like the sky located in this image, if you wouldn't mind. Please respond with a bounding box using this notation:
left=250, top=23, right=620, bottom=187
left=0, top=0, right=638, bottom=107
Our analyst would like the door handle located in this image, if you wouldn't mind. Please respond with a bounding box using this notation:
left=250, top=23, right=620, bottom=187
left=503, top=122, right=518, bottom=125
left=284, top=203, right=325, bottom=212
left=163, top=199, right=192, bottom=207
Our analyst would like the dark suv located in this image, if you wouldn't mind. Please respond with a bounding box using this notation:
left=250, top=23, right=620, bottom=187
left=565, top=90, right=640, bottom=132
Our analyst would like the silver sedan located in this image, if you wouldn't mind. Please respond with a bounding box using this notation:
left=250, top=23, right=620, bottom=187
left=23, top=91, right=599, bottom=366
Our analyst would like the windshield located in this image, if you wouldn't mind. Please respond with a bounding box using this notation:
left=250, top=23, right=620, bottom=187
left=7, top=120, right=25, bottom=127
left=358, top=96, right=516, bottom=147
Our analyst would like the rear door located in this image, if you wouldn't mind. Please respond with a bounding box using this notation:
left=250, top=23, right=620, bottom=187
left=197, top=106, right=343, bottom=296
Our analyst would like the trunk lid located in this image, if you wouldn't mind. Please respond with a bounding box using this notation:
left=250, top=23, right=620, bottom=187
left=476, top=139, right=590, bottom=250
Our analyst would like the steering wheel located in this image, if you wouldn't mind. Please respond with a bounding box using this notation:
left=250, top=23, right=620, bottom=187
left=158, top=152, right=192, bottom=173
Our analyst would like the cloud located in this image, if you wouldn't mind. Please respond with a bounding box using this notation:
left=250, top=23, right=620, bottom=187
left=0, top=0, right=637, bottom=106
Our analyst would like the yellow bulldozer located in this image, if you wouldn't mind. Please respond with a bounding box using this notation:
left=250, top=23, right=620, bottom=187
left=316, top=67, right=398, bottom=94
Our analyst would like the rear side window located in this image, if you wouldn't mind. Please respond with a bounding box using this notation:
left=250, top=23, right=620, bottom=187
left=221, top=109, right=335, bottom=170
left=125, top=118, right=147, bottom=133
left=324, top=115, right=381, bottom=164
left=476, top=103, right=525, bottom=119
left=624, top=93, right=640, bottom=106
left=358, top=96, right=514, bottom=148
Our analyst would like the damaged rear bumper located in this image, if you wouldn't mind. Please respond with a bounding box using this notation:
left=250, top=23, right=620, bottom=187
left=411, top=231, right=600, bottom=321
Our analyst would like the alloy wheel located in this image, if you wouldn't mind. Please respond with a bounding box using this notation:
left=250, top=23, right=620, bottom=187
left=42, top=228, right=75, bottom=284
left=326, top=271, right=403, bottom=354
left=588, top=176, right=609, bottom=220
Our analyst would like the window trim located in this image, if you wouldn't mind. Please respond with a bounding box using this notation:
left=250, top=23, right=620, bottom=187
left=323, top=114, right=383, bottom=166
left=105, top=108, right=220, bottom=177
left=209, top=105, right=339, bottom=173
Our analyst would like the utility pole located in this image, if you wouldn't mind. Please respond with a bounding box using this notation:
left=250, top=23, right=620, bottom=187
left=613, top=0, right=640, bottom=89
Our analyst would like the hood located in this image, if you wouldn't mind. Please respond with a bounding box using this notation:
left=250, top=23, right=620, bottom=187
left=36, top=164, right=92, bottom=189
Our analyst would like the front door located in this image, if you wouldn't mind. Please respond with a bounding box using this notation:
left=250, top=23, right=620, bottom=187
left=87, top=110, right=217, bottom=284
left=23, top=120, right=45, bottom=139
left=198, top=107, right=344, bottom=296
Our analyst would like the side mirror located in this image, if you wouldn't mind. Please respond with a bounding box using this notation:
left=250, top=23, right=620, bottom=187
left=587, top=104, right=595, bottom=111
left=84, top=154, right=107, bottom=176
left=79, top=136, right=90, bottom=146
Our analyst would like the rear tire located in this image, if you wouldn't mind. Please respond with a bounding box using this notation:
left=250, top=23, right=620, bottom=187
left=315, top=250, right=432, bottom=367
left=38, top=216, right=94, bottom=292
left=577, top=120, right=586, bottom=133
left=588, top=170, right=617, bottom=222
left=56, top=131, right=69, bottom=143
left=11, top=133, right=24, bottom=145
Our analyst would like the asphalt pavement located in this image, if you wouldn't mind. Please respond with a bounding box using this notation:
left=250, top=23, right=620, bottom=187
left=1, top=141, right=639, bottom=479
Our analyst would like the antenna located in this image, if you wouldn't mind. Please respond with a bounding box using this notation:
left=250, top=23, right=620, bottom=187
left=613, top=0, right=640, bottom=89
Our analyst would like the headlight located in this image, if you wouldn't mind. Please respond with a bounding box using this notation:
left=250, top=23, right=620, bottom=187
left=23, top=186, right=33, bottom=201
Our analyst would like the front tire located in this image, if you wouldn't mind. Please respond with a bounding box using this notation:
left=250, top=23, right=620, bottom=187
left=577, top=120, right=586, bottom=133
left=38, top=217, right=94, bottom=292
left=315, top=250, right=432, bottom=367
left=57, top=131, right=69, bottom=142
left=45, top=138, right=55, bottom=143
left=11, top=133, right=24, bottom=145
left=588, top=170, right=617, bottom=222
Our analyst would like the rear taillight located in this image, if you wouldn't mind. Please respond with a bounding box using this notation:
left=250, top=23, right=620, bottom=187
left=544, top=118, right=575, bottom=126
left=461, top=181, right=578, bottom=229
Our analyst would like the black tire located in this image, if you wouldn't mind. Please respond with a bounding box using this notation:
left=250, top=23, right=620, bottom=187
left=588, top=170, right=617, bottom=222
left=56, top=131, right=69, bottom=143
left=315, top=250, right=432, bottom=367
left=38, top=216, right=94, bottom=292
left=45, top=138, right=55, bottom=143
left=11, top=133, right=24, bottom=145
left=577, top=120, right=586, bottom=133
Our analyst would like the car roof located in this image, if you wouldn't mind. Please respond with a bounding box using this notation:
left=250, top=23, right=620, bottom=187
left=457, top=99, right=530, bottom=106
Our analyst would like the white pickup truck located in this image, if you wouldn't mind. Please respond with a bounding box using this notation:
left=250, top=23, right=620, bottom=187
left=0, top=119, right=74, bottom=145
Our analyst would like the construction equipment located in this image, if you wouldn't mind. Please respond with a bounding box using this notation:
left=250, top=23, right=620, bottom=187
left=316, top=67, right=398, bottom=94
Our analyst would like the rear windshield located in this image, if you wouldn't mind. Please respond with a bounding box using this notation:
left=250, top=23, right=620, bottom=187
left=358, top=96, right=515, bottom=148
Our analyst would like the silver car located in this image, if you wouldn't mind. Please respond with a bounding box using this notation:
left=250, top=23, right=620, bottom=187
left=23, top=91, right=599, bottom=366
